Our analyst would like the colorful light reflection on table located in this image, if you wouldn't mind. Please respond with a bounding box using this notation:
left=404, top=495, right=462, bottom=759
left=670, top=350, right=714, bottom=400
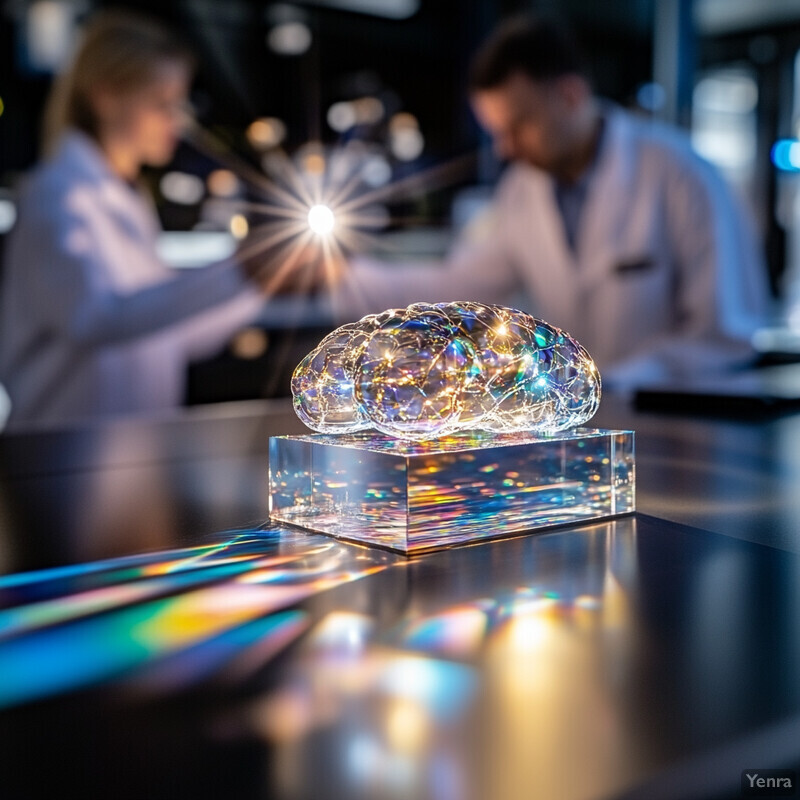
left=243, top=523, right=640, bottom=800
left=0, top=527, right=393, bottom=708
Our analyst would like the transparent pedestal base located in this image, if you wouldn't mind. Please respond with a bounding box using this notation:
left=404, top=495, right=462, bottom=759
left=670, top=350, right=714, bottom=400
left=269, top=428, right=635, bottom=554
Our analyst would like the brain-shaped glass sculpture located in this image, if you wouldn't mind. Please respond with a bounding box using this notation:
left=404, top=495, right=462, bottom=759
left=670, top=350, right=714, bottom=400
left=291, top=302, right=601, bottom=439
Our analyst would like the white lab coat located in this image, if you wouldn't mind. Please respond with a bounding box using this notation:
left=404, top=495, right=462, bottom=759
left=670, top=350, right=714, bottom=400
left=0, top=131, right=264, bottom=430
left=331, top=105, right=771, bottom=389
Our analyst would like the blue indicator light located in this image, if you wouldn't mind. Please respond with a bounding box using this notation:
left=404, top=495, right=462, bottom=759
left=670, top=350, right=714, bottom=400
left=772, top=139, right=800, bottom=171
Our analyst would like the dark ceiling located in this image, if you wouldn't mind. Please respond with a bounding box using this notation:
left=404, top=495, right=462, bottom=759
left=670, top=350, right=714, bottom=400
left=0, top=0, right=656, bottom=180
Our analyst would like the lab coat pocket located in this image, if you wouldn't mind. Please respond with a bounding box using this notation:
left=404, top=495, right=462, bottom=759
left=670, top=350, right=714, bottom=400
left=614, top=256, right=656, bottom=275
left=608, top=253, right=672, bottom=339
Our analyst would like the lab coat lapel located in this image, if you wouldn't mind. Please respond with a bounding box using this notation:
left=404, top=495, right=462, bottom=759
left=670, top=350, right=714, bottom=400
left=61, top=131, right=160, bottom=250
left=100, top=176, right=161, bottom=250
left=577, top=108, right=635, bottom=285
left=523, top=167, right=579, bottom=324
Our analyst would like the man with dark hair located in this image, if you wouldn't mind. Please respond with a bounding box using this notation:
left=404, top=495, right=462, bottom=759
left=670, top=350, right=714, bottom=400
left=331, top=15, right=770, bottom=388
left=468, top=16, right=600, bottom=190
left=470, top=15, right=586, bottom=90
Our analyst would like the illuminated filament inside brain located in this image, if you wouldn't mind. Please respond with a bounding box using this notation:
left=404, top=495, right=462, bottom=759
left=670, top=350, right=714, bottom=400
left=291, top=302, right=601, bottom=439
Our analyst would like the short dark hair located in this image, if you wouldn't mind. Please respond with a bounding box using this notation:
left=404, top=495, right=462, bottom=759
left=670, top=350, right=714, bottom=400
left=468, top=15, right=586, bottom=92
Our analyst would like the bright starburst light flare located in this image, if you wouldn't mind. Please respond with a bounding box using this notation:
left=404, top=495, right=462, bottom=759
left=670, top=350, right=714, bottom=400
left=307, top=203, right=336, bottom=236
left=182, top=119, right=477, bottom=307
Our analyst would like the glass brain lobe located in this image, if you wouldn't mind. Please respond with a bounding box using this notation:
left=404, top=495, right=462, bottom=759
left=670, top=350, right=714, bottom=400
left=291, top=302, right=601, bottom=440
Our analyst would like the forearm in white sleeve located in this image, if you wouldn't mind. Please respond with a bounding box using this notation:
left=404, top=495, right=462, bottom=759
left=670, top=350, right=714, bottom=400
left=39, top=211, right=257, bottom=347
left=176, top=288, right=265, bottom=362
left=328, top=237, right=519, bottom=322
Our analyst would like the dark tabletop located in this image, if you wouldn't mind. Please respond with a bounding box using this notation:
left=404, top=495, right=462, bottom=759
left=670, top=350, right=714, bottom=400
left=1, top=397, right=799, bottom=800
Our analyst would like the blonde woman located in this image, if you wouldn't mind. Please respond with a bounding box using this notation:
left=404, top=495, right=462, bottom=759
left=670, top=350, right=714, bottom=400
left=0, top=12, right=287, bottom=430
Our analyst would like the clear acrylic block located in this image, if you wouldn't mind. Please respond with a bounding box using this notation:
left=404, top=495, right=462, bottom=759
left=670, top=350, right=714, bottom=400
left=269, top=428, right=635, bottom=554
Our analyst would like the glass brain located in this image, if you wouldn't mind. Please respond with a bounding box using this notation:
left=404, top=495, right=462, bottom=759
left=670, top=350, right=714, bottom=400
left=291, top=302, right=601, bottom=440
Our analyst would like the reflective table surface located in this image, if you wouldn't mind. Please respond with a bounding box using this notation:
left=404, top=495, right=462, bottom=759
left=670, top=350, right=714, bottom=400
left=1, top=398, right=800, bottom=800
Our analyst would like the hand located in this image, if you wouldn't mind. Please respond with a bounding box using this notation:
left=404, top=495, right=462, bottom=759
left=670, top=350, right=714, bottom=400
left=237, top=234, right=346, bottom=297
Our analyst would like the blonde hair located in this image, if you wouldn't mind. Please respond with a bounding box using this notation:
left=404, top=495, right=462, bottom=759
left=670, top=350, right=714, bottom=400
left=42, top=10, right=193, bottom=154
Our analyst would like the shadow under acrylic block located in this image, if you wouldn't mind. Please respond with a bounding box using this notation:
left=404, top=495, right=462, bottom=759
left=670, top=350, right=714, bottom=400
left=269, top=428, right=635, bottom=554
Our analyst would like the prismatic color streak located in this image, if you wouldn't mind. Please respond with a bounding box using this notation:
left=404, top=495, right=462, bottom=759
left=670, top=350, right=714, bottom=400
left=0, top=533, right=343, bottom=639
left=0, top=528, right=390, bottom=708
left=0, top=530, right=272, bottom=604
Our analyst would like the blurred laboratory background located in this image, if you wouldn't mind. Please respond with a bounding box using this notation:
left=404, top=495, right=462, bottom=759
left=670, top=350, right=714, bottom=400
left=3, top=0, right=800, bottom=427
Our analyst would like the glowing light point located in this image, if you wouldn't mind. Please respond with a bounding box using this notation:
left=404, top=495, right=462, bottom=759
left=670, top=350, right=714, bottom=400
left=230, top=213, right=249, bottom=239
left=308, top=204, right=336, bottom=236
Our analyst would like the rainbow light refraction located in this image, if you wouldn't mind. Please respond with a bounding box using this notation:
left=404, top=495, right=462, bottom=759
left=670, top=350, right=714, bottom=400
left=0, top=528, right=394, bottom=708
